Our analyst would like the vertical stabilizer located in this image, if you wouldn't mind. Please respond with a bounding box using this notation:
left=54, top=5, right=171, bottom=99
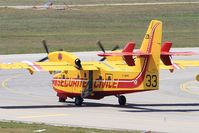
left=135, top=20, right=162, bottom=72
left=134, top=20, right=162, bottom=91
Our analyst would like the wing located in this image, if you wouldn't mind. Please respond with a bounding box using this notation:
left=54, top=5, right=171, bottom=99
left=174, top=60, right=199, bottom=68
left=160, top=60, right=199, bottom=70
left=0, top=61, right=98, bottom=74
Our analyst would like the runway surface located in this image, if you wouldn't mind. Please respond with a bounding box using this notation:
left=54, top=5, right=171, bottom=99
left=0, top=48, right=199, bottom=132
left=0, top=1, right=198, bottom=10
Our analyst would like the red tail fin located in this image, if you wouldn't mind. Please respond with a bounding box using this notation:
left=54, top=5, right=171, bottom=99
left=122, top=42, right=135, bottom=53
left=97, top=41, right=150, bottom=66
left=160, top=41, right=196, bottom=66
left=122, top=42, right=135, bottom=66
left=161, top=42, right=172, bottom=52
left=161, top=42, right=172, bottom=65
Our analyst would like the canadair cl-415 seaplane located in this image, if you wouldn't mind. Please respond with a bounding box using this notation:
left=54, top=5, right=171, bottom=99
left=0, top=20, right=199, bottom=106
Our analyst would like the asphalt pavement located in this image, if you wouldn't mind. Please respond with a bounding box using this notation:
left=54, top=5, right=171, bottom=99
left=0, top=48, right=199, bottom=132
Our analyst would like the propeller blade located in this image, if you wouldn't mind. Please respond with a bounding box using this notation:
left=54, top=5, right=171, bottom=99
left=42, top=40, right=49, bottom=54
left=38, top=56, right=48, bottom=62
left=97, top=41, right=120, bottom=61
left=111, top=45, right=119, bottom=51
left=97, top=40, right=105, bottom=53
left=100, top=57, right=106, bottom=61
left=58, top=48, right=64, bottom=51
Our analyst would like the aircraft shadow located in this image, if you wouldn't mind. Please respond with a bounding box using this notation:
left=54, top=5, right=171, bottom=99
left=120, top=103, right=199, bottom=113
left=1, top=102, right=199, bottom=113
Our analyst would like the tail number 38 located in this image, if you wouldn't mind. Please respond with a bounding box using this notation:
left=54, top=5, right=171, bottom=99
left=145, top=74, right=158, bottom=87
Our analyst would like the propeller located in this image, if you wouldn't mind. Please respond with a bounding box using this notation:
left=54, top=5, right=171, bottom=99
left=38, top=40, right=49, bottom=62
left=38, top=40, right=65, bottom=62
left=97, top=40, right=105, bottom=53
left=38, top=56, right=48, bottom=62
left=111, top=45, right=120, bottom=51
left=42, top=40, right=49, bottom=54
left=97, top=40, right=106, bottom=61
left=97, top=40, right=119, bottom=61
left=58, top=48, right=64, bottom=51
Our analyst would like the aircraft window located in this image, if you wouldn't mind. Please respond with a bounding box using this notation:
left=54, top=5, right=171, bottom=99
left=84, top=73, right=87, bottom=78
left=99, top=76, right=102, bottom=80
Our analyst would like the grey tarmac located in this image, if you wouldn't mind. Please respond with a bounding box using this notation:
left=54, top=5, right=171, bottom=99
left=0, top=48, right=199, bottom=133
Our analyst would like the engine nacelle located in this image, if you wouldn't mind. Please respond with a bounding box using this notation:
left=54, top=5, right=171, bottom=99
left=48, top=51, right=82, bottom=69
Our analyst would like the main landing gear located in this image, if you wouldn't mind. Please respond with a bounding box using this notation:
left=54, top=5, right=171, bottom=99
left=75, top=96, right=84, bottom=106
left=58, top=95, right=126, bottom=106
left=118, top=95, right=126, bottom=106
left=59, top=97, right=66, bottom=102
left=58, top=96, right=84, bottom=106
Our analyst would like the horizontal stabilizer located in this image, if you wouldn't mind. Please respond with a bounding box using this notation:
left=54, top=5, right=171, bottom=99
left=98, top=52, right=151, bottom=57
left=161, top=42, right=197, bottom=56
left=97, top=41, right=151, bottom=66
left=160, top=42, right=197, bottom=67
left=161, top=51, right=197, bottom=56
left=98, top=42, right=151, bottom=57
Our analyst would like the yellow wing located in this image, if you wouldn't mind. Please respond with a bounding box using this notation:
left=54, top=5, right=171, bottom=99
left=0, top=61, right=98, bottom=74
left=175, top=60, right=199, bottom=67
left=160, top=60, right=199, bottom=70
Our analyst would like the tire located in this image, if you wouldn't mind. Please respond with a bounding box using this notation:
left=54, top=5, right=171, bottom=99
left=75, top=97, right=83, bottom=106
left=118, top=95, right=126, bottom=106
left=59, top=97, right=66, bottom=102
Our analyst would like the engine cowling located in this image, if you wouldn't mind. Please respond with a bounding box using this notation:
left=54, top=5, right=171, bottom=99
left=48, top=51, right=82, bottom=69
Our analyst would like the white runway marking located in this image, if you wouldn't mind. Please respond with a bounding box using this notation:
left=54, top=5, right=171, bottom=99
left=67, top=2, right=199, bottom=7
left=17, top=114, right=70, bottom=119
left=181, top=80, right=199, bottom=95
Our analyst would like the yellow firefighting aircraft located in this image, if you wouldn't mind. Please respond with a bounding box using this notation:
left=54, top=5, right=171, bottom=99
left=0, top=20, right=199, bottom=106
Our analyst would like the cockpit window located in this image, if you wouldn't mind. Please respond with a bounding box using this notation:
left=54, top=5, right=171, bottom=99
left=99, top=75, right=102, bottom=80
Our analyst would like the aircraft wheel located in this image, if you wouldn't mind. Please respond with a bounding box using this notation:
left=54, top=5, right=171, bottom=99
left=75, top=96, right=83, bottom=106
left=59, top=97, right=66, bottom=102
left=118, top=95, right=126, bottom=106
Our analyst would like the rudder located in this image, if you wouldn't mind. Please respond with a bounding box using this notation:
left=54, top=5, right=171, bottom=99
left=134, top=20, right=162, bottom=90
left=140, top=20, right=162, bottom=72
